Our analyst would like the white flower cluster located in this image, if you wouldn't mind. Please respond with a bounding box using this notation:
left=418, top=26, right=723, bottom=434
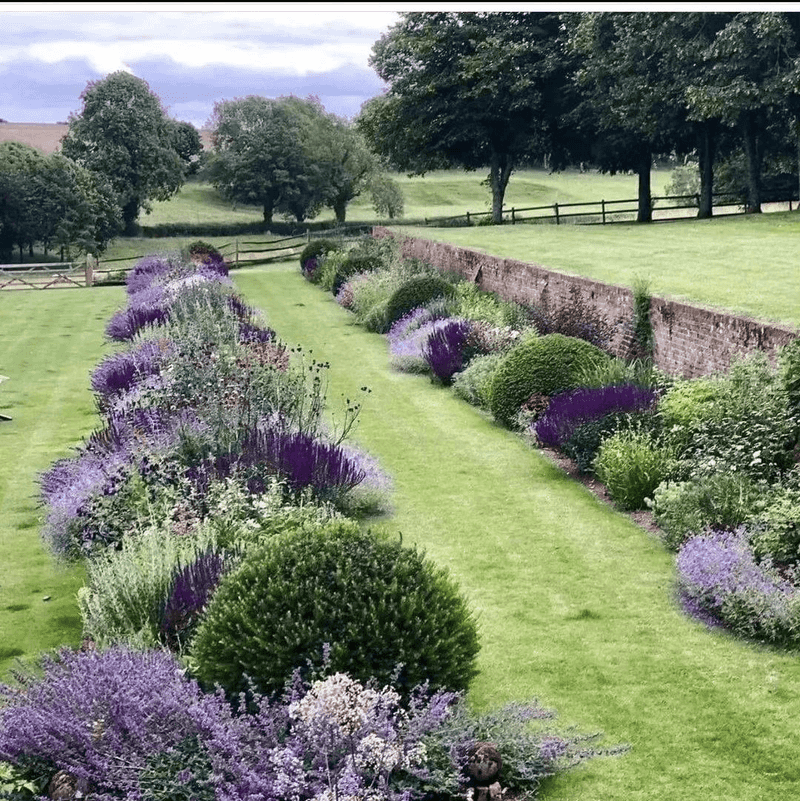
left=290, top=673, right=401, bottom=737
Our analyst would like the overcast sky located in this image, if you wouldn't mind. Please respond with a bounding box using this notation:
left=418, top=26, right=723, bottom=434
left=0, top=3, right=401, bottom=128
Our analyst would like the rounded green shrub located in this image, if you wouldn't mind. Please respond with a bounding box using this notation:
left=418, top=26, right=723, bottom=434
left=452, top=352, right=504, bottom=410
left=383, top=275, right=457, bottom=333
left=488, top=333, right=611, bottom=428
left=299, top=238, right=342, bottom=279
left=593, top=430, right=674, bottom=511
left=189, top=521, right=480, bottom=698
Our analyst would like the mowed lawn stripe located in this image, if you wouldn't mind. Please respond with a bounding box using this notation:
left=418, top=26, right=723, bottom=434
left=235, top=262, right=800, bottom=801
left=0, top=287, right=124, bottom=674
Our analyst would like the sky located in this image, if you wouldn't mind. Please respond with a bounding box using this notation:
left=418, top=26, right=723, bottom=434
left=0, top=3, right=402, bottom=128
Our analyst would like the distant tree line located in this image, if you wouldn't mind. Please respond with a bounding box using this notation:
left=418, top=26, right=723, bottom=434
left=0, top=71, right=201, bottom=261
left=357, top=10, right=800, bottom=223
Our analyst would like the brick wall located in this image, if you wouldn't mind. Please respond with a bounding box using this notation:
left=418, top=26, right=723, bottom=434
left=373, top=227, right=799, bottom=378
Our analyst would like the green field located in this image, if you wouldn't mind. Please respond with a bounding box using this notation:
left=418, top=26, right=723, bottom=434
left=141, top=168, right=673, bottom=229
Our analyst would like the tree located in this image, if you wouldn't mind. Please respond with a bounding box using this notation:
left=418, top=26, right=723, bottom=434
left=369, top=174, right=405, bottom=219
left=359, top=12, right=569, bottom=223
left=311, top=115, right=377, bottom=223
left=566, top=12, right=703, bottom=222
left=685, top=12, right=800, bottom=213
left=0, top=141, right=122, bottom=260
left=61, top=71, right=185, bottom=232
left=170, top=120, right=203, bottom=177
left=206, top=95, right=326, bottom=225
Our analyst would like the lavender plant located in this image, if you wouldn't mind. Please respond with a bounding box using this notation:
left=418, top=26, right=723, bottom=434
left=534, top=383, right=659, bottom=450
left=423, top=318, right=472, bottom=384
left=676, top=528, right=800, bottom=644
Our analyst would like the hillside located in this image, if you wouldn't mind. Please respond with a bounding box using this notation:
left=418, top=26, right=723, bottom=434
left=0, top=121, right=213, bottom=153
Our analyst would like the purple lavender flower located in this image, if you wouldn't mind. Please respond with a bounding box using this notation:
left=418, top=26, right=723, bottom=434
left=423, top=319, right=472, bottom=384
left=239, top=320, right=276, bottom=345
left=676, top=529, right=798, bottom=642
left=90, top=338, right=173, bottom=401
left=125, top=254, right=177, bottom=295
left=160, top=550, right=229, bottom=650
left=534, top=383, right=658, bottom=449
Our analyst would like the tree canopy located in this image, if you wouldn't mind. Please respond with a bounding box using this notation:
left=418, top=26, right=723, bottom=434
left=358, top=12, right=570, bottom=223
left=206, top=95, right=377, bottom=225
left=0, top=142, right=122, bottom=260
left=61, top=71, right=187, bottom=232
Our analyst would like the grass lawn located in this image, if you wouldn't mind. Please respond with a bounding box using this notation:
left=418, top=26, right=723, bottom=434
left=397, top=211, right=800, bottom=328
left=233, top=260, right=800, bottom=801
left=0, top=285, right=125, bottom=676
left=140, top=168, right=672, bottom=229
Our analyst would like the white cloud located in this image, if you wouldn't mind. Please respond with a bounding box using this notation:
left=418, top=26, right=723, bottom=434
left=1, top=8, right=399, bottom=73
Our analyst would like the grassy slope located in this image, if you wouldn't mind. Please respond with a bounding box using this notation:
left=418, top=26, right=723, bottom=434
left=0, top=286, right=125, bottom=676
left=142, top=168, right=664, bottom=228
left=234, top=261, right=800, bottom=801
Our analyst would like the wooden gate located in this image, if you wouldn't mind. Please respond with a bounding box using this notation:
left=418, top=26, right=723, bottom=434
left=0, top=261, right=89, bottom=290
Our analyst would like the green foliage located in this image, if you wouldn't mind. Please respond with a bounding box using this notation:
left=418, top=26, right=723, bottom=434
left=138, top=736, right=216, bottom=801
left=650, top=473, right=766, bottom=550
left=189, top=521, right=480, bottom=698
left=299, top=238, right=343, bottom=277
left=630, top=277, right=654, bottom=359
left=384, top=275, right=457, bottom=332
left=778, top=337, right=800, bottom=419
left=360, top=12, right=569, bottom=222
left=488, top=333, right=611, bottom=428
left=452, top=280, right=525, bottom=328
left=0, top=142, right=122, bottom=259
left=452, top=352, right=504, bottom=409
left=331, top=235, right=398, bottom=295
left=77, top=525, right=222, bottom=649
left=576, top=355, right=670, bottom=392
left=593, top=430, right=674, bottom=511
left=746, top=479, right=800, bottom=566
left=61, top=71, right=186, bottom=232
left=0, top=759, right=48, bottom=799
left=665, top=163, right=701, bottom=205
left=369, top=173, right=405, bottom=219
left=658, top=378, right=720, bottom=430
left=563, top=412, right=629, bottom=474
left=663, top=354, right=797, bottom=483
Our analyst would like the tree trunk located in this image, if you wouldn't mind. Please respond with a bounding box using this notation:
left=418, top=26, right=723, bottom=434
left=333, top=196, right=347, bottom=224
left=122, top=199, right=139, bottom=235
left=741, top=111, right=762, bottom=213
left=697, top=122, right=716, bottom=219
left=489, top=151, right=514, bottom=224
left=262, top=202, right=274, bottom=226
left=636, top=152, right=652, bottom=223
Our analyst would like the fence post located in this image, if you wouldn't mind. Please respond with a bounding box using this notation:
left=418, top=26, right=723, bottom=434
left=466, top=211, right=471, bottom=225
left=601, top=199, right=606, bottom=225
left=84, top=254, right=94, bottom=287
left=511, top=208, right=516, bottom=225
left=235, top=239, right=239, bottom=269
left=306, top=229, right=311, bottom=244
left=554, top=203, right=560, bottom=225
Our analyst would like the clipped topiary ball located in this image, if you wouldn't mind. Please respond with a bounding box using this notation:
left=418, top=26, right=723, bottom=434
left=189, top=520, right=480, bottom=698
left=489, top=333, right=611, bottom=428
left=384, top=276, right=456, bottom=333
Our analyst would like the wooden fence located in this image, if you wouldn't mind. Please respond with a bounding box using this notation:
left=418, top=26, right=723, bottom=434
left=0, top=227, right=367, bottom=290
left=422, top=192, right=797, bottom=227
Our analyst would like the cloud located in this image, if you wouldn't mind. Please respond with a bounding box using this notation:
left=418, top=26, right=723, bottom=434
left=0, top=8, right=396, bottom=125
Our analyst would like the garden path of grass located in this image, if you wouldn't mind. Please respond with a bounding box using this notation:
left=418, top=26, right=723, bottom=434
left=0, top=287, right=125, bottom=673
left=235, top=262, right=800, bottom=801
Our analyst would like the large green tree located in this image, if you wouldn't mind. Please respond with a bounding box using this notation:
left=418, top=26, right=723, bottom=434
left=207, top=95, right=325, bottom=225
left=61, top=71, right=185, bottom=232
left=359, top=12, right=569, bottom=223
left=685, top=12, right=800, bottom=213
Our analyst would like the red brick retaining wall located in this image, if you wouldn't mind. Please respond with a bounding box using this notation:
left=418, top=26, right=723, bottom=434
left=373, top=227, right=799, bottom=378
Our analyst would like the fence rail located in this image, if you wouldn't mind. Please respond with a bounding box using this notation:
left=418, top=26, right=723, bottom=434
left=421, top=191, right=795, bottom=227
left=0, top=226, right=370, bottom=290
